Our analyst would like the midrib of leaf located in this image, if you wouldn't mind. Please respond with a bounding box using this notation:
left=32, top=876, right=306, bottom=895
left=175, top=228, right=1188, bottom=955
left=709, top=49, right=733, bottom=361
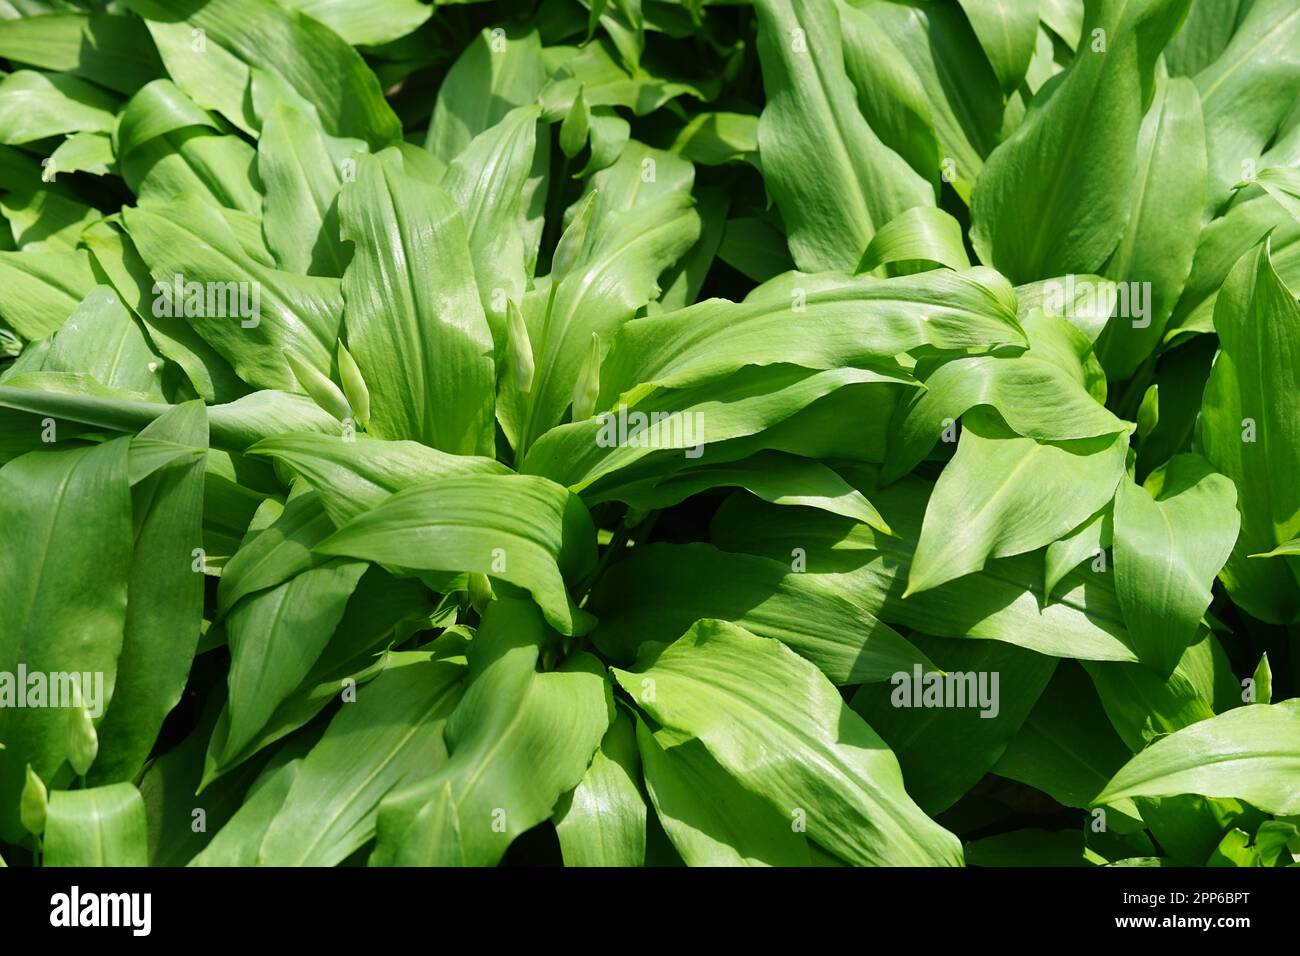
left=1198, top=7, right=1300, bottom=103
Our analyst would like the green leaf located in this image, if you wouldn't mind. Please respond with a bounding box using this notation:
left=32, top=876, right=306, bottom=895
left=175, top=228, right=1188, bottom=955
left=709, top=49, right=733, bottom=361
left=613, top=619, right=964, bottom=866
left=0, top=70, right=116, bottom=145
left=372, top=597, right=611, bottom=866
left=636, top=717, right=811, bottom=866
left=255, top=652, right=465, bottom=866
left=955, top=0, right=1039, bottom=94
left=754, top=0, right=933, bottom=272
left=554, top=708, right=647, bottom=867
left=443, top=106, right=545, bottom=337
left=850, top=634, right=1057, bottom=814
left=906, top=411, right=1129, bottom=596
left=426, top=25, right=547, bottom=164
left=994, top=664, right=1143, bottom=827
left=247, top=433, right=508, bottom=527
left=1094, top=76, right=1207, bottom=379
left=338, top=149, right=495, bottom=455
left=316, top=473, right=596, bottom=636
left=0, top=439, right=131, bottom=840
left=970, top=0, right=1192, bottom=282
left=277, top=0, right=432, bottom=47
left=0, top=12, right=163, bottom=95
left=1197, top=241, right=1300, bottom=623
left=1112, top=455, right=1239, bottom=674
left=592, top=450, right=889, bottom=529
left=0, top=249, right=96, bottom=340
left=1097, top=700, right=1300, bottom=815
left=1083, top=632, right=1239, bottom=751
left=121, top=0, right=402, bottom=148
left=711, top=478, right=1140, bottom=662
left=1194, top=0, right=1300, bottom=212
left=506, top=144, right=700, bottom=453
left=589, top=540, right=933, bottom=684
left=855, top=206, right=971, bottom=275
left=43, top=783, right=148, bottom=866
left=253, top=73, right=360, bottom=277
left=123, top=197, right=343, bottom=392
left=88, top=402, right=208, bottom=785
left=599, top=267, right=1023, bottom=402
left=212, top=559, right=368, bottom=776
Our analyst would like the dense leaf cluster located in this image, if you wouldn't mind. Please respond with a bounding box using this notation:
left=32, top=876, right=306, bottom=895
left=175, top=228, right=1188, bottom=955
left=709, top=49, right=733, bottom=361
left=0, top=0, right=1298, bottom=868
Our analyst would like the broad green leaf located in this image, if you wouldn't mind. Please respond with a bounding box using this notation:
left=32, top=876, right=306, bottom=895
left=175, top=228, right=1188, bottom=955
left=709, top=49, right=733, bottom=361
left=316, top=474, right=596, bottom=636
left=1094, top=75, right=1207, bottom=380
left=0, top=11, right=162, bottom=94
left=47, top=130, right=114, bottom=177
left=882, top=334, right=1127, bottom=483
left=1112, top=455, right=1239, bottom=673
left=443, top=105, right=545, bottom=338
left=525, top=366, right=905, bottom=493
left=754, top=0, right=933, bottom=272
left=43, top=783, right=148, bottom=866
left=338, top=149, right=495, bottom=455
left=970, top=0, right=1192, bottom=282
left=372, top=597, right=611, bottom=866
left=277, top=0, right=431, bottom=46
left=1, top=187, right=101, bottom=253
left=32, top=286, right=166, bottom=400
left=1197, top=241, right=1300, bottom=623
left=140, top=18, right=257, bottom=136
left=115, top=80, right=261, bottom=214
left=906, top=411, right=1129, bottom=595
left=955, top=0, right=1039, bottom=94
left=666, top=111, right=759, bottom=167
left=856, top=206, right=970, bottom=275
left=0, top=70, right=116, bottom=144
left=121, top=0, right=401, bottom=147
left=0, top=439, right=131, bottom=840
left=710, top=479, right=1139, bottom=662
left=1163, top=0, right=1252, bottom=76
left=636, top=718, right=812, bottom=866
left=1097, top=700, right=1300, bottom=815
left=200, top=571, right=436, bottom=778
left=88, top=402, right=208, bottom=785
left=856, top=0, right=1006, bottom=202
left=255, top=652, right=465, bottom=866
left=80, top=218, right=246, bottom=403
left=1083, top=632, right=1240, bottom=751
left=123, top=197, right=343, bottom=392
left=189, top=755, right=304, bottom=866
left=216, top=490, right=336, bottom=616
left=212, top=559, right=368, bottom=775
left=994, top=664, right=1144, bottom=827
left=837, top=1, right=940, bottom=189
left=1194, top=0, right=1300, bottom=212
left=599, top=267, right=1022, bottom=402
left=253, top=73, right=360, bottom=277
left=0, top=381, right=342, bottom=451
left=591, top=450, right=889, bottom=529
left=507, top=144, right=700, bottom=454
left=426, top=25, right=547, bottom=164
left=0, top=249, right=96, bottom=339
left=247, top=433, right=509, bottom=527
left=850, top=634, right=1056, bottom=813
left=554, top=709, right=647, bottom=867
left=589, top=540, right=934, bottom=684
left=613, top=619, right=963, bottom=866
